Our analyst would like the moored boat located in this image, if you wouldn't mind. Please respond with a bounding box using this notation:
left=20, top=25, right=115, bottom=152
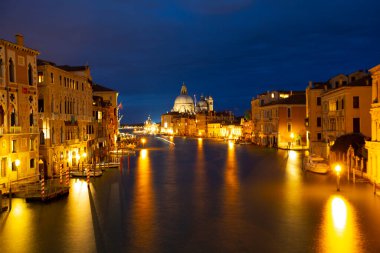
left=70, top=169, right=103, bottom=177
left=303, top=155, right=330, bottom=174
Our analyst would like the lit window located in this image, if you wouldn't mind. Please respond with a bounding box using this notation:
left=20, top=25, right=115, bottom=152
left=38, top=72, right=44, bottom=83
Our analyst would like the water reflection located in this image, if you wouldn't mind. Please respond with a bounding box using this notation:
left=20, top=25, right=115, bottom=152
left=1, top=199, right=33, bottom=252
left=131, top=148, right=156, bottom=251
left=222, top=140, right=241, bottom=251
left=317, top=195, right=362, bottom=253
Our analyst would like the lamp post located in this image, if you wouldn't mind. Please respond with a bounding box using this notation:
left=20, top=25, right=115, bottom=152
left=141, top=137, right=146, bottom=148
left=335, top=164, right=342, bottom=192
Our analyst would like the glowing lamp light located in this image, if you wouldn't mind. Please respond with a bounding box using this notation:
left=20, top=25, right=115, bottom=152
left=290, top=132, right=295, bottom=139
left=15, top=159, right=20, bottom=167
left=141, top=138, right=146, bottom=144
left=335, top=164, right=341, bottom=174
left=76, top=154, right=80, bottom=161
left=82, top=152, right=87, bottom=158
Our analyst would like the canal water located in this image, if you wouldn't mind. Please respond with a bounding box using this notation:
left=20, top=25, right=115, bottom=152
left=1, top=136, right=380, bottom=253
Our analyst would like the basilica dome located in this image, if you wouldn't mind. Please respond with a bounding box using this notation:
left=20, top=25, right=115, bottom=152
left=172, top=83, right=195, bottom=114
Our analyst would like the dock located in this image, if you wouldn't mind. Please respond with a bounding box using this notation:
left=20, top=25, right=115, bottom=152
left=22, top=179, right=70, bottom=203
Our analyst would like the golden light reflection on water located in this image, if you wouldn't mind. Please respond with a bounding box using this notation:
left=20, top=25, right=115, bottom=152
left=64, top=179, right=95, bottom=251
left=1, top=199, right=33, bottom=252
left=285, top=150, right=301, bottom=182
left=317, top=195, right=362, bottom=253
left=225, top=141, right=237, bottom=189
left=132, top=148, right=156, bottom=249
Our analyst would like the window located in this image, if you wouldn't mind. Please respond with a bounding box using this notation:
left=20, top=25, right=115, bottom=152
left=50, top=72, right=54, bottom=83
left=30, top=158, right=35, bottom=169
left=38, top=72, right=44, bottom=83
left=341, top=99, right=344, bottom=109
left=317, top=133, right=322, bottom=140
left=335, top=100, right=338, bottom=111
left=353, top=96, right=359, bottom=108
left=30, top=138, right=34, bottom=151
left=10, top=108, right=16, bottom=126
left=29, top=110, right=34, bottom=126
left=11, top=140, right=16, bottom=153
left=40, top=130, right=45, bottom=145
left=28, top=64, right=33, bottom=85
left=287, top=108, right=291, bottom=118
left=287, top=123, right=292, bottom=132
left=353, top=118, right=360, bottom=133
left=1, top=158, right=6, bottom=177
left=38, top=99, right=44, bottom=112
left=317, top=97, right=321, bottom=106
left=317, top=117, right=321, bottom=127
left=0, top=58, right=3, bottom=79
left=59, top=75, right=62, bottom=85
left=9, top=58, right=15, bottom=82
left=12, top=161, right=17, bottom=171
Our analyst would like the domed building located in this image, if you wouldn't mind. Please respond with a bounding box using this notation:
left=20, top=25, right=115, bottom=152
left=196, top=95, right=214, bottom=113
left=172, top=83, right=195, bottom=114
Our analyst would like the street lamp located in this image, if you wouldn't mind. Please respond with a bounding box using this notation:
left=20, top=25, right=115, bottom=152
left=141, top=137, right=146, bottom=148
left=335, top=164, right=342, bottom=191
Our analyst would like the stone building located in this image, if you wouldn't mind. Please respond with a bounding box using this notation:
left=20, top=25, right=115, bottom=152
left=0, top=35, right=39, bottom=187
left=366, top=64, right=380, bottom=184
left=251, top=90, right=306, bottom=148
left=306, top=71, right=372, bottom=158
left=92, top=83, right=119, bottom=160
left=37, top=60, right=93, bottom=177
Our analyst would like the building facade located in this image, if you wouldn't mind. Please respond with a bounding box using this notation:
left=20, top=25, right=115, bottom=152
left=37, top=60, right=93, bottom=177
left=251, top=91, right=306, bottom=148
left=0, top=35, right=40, bottom=187
left=307, top=71, right=372, bottom=158
left=366, top=64, right=380, bottom=184
left=92, top=84, right=119, bottom=159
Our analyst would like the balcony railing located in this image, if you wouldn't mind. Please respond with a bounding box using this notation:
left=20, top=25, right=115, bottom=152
left=10, top=126, right=22, bottom=133
left=30, top=126, right=39, bottom=133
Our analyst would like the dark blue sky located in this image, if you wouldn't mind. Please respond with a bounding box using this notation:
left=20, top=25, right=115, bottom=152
left=2, top=0, right=380, bottom=123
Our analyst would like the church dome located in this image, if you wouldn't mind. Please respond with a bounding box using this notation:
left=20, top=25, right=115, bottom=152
left=172, top=83, right=194, bottom=114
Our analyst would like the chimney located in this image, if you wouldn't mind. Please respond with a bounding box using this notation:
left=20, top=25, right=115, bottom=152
left=15, top=34, right=24, bottom=46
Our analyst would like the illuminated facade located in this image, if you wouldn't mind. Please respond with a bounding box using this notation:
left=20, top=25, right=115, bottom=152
left=307, top=71, right=372, bottom=158
left=366, top=64, right=380, bottom=183
left=0, top=35, right=39, bottom=186
left=37, top=60, right=93, bottom=177
left=161, top=83, right=216, bottom=136
left=92, top=84, right=119, bottom=159
left=251, top=91, right=306, bottom=148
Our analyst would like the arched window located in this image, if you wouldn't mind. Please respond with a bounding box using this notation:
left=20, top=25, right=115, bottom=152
left=29, top=108, right=34, bottom=126
left=10, top=107, right=16, bottom=126
left=28, top=64, right=33, bottom=85
left=40, top=130, right=45, bottom=145
left=9, top=58, right=15, bottom=82
left=0, top=58, right=3, bottom=79
left=0, top=105, right=4, bottom=126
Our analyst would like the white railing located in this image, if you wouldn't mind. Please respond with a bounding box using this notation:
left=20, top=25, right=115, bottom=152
left=10, top=126, right=22, bottom=133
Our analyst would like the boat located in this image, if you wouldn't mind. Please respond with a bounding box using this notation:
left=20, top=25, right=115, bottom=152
left=70, top=169, right=103, bottom=177
left=96, top=162, right=120, bottom=170
left=303, top=155, right=330, bottom=174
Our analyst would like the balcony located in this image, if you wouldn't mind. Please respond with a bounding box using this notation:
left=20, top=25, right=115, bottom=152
left=9, top=126, right=21, bottom=133
left=29, top=126, right=39, bottom=133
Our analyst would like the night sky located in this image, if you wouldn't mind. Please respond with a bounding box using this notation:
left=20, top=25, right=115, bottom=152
left=2, top=0, right=380, bottom=123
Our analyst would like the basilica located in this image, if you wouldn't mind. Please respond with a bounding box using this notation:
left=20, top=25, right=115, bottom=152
left=161, top=83, right=241, bottom=138
left=172, top=83, right=213, bottom=114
